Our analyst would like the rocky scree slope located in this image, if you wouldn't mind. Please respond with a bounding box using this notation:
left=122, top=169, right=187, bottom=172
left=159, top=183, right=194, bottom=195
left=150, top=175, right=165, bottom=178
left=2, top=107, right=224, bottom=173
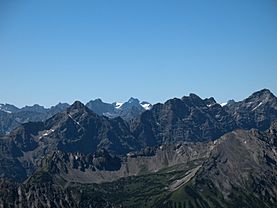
left=0, top=121, right=276, bottom=208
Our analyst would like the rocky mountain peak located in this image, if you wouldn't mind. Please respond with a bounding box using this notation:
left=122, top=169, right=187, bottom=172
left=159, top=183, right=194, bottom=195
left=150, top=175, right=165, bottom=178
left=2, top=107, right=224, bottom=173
left=0, top=103, right=19, bottom=113
left=121, top=97, right=142, bottom=110
left=252, top=88, right=274, bottom=97
left=21, top=104, right=46, bottom=113
left=189, top=93, right=202, bottom=100
left=86, top=99, right=115, bottom=116
left=127, top=97, right=140, bottom=104
left=66, top=101, right=93, bottom=118
left=93, top=98, right=103, bottom=103
left=49, top=103, right=70, bottom=113
left=69, top=101, right=86, bottom=111
left=181, top=93, right=204, bottom=106
left=223, top=89, right=277, bottom=131
left=53, top=102, right=70, bottom=108
left=204, top=97, right=217, bottom=106
left=246, top=88, right=275, bottom=103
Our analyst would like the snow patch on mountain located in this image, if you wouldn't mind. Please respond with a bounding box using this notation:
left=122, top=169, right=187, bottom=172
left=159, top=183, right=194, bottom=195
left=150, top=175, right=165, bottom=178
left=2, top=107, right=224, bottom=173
left=0, top=104, right=12, bottom=113
left=141, top=102, right=152, bottom=110
left=115, top=102, right=123, bottom=109
left=252, top=102, right=263, bottom=111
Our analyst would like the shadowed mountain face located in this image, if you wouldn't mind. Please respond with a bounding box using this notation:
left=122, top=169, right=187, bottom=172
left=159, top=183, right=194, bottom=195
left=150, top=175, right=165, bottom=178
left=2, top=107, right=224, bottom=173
left=53, top=101, right=139, bottom=155
left=131, top=94, right=238, bottom=146
left=224, top=89, right=277, bottom=130
left=132, top=89, right=277, bottom=147
left=0, top=101, right=140, bottom=181
left=163, top=121, right=277, bottom=208
left=0, top=122, right=276, bottom=208
left=0, top=89, right=277, bottom=207
left=10, top=101, right=139, bottom=155
left=86, top=99, right=115, bottom=116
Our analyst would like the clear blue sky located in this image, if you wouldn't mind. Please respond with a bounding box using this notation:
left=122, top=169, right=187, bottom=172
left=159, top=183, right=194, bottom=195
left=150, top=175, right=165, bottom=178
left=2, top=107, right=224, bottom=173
left=0, top=0, right=276, bottom=107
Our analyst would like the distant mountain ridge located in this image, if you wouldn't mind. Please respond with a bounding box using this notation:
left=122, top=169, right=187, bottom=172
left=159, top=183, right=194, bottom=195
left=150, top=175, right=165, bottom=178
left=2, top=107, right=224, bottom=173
left=0, top=102, right=70, bottom=134
left=0, top=98, right=152, bottom=134
left=86, top=97, right=152, bottom=120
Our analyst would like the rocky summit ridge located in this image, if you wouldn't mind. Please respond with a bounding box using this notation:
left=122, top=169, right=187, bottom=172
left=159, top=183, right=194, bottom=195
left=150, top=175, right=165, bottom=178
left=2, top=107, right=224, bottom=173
left=0, top=98, right=152, bottom=135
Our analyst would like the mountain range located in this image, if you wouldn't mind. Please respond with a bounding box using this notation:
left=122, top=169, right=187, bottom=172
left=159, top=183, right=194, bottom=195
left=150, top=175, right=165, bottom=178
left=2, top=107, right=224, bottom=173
left=0, top=89, right=277, bottom=208
left=0, top=98, right=152, bottom=135
left=86, top=97, right=152, bottom=121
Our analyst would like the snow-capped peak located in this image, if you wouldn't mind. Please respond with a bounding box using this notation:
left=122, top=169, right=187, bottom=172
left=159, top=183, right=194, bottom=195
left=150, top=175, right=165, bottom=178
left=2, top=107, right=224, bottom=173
left=220, top=102, right=227, bottom=107
left=140, top=102, right=152, bottom=110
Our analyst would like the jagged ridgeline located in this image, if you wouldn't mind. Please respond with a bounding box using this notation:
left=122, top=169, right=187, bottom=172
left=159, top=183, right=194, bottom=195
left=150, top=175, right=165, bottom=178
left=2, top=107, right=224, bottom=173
left=0, top=98, right=152, bottom=135
left=0, top=89, right=277, bottom=208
